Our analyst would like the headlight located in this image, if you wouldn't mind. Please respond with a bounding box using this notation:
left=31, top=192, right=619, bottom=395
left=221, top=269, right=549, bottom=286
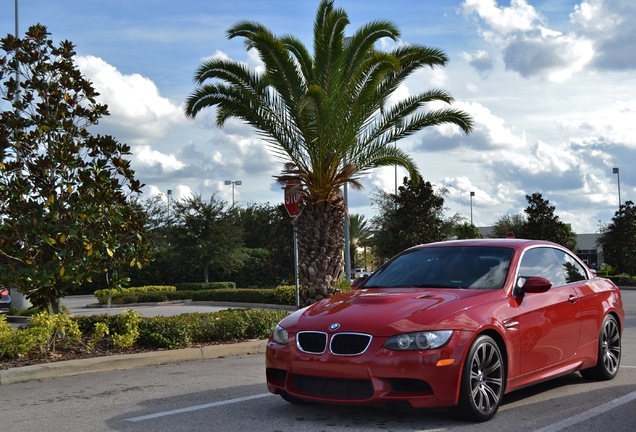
left=272, top=324, right=289, bottom=345
left=385, top=330, right=454, bottom=350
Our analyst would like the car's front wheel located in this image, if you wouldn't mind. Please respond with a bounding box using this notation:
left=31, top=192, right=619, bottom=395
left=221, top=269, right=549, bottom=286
left=580, top=314, right=621, bottom=380
left=455, top=335, right=505, bottom=422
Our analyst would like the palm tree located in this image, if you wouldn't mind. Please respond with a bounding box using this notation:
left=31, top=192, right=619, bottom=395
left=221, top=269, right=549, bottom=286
left=185, top=0, right=473, bottom=305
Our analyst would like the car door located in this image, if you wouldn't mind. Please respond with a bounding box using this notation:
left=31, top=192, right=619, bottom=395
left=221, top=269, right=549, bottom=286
left=514, top=247, right=582, bottom=375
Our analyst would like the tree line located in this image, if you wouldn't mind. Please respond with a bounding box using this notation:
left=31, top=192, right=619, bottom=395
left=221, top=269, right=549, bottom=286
left=2, top=5, right=634, bottom=313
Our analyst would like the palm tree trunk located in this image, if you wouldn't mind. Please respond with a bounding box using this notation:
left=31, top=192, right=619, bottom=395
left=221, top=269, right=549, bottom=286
left=296, top=200, right=345, bottom=305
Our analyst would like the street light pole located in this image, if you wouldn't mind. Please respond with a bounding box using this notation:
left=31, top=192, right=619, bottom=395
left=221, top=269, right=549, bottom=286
left=166, top=189, right=172, bottom=225
left=612, top=168, right=621, bottom=211
left=470, top=191, right=475, bottom=225
left=224, top=180, right=242, bottom=206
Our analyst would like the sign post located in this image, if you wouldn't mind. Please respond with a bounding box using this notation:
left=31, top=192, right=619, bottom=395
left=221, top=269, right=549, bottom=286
left=284, top=179, right=303, bottom=308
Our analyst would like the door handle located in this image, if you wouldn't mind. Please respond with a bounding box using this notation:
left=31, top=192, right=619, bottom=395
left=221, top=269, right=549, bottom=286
left=568, top=295, right=578, bottom=303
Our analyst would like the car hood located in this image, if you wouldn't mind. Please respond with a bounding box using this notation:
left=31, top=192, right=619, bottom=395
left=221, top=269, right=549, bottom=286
left=283, top=288, right=498, bottom=336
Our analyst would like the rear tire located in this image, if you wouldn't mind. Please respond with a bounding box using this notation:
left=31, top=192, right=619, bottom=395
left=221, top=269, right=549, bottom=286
left=454, top=335, right=505, bottom=422
left=580, top=314, right=621, bottom=380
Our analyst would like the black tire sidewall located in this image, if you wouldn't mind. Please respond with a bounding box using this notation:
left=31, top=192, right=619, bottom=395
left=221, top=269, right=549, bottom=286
left=455, top=335, right=504, bottom=422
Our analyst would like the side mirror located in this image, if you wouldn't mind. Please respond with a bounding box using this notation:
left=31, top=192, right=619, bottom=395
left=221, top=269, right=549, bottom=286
left=513, top=276, right=552, bottom=297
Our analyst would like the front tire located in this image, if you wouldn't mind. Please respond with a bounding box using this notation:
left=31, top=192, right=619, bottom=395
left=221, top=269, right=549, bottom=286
left=580, top=314, right=621, bottom=380
left=455, top=335, right=505, bottom=422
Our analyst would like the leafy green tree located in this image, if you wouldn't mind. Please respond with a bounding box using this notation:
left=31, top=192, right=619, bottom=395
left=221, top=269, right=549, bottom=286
left=489, top=213, right=526, bottom=238
left=521, top=193, right=577, bottom=249
left=267, top=204, right=296, bottom=285
left=232, top=203, right=282, bottom=249
left=0, top=25, right=148, bottom=312
left=372, top=175, right=458, bottom=260
left=127, top=195, right=185, bottom=286
left=169, top=194, right=245, bottom=282
left=349, top=214, right=373, bottom=270
left=455, top=222, right=482, bottom=239
left=185, top=0, right=473, bottom=304
left=224, top=203, right=293, bottom=287
left=597, top=200, right=636, bottom=275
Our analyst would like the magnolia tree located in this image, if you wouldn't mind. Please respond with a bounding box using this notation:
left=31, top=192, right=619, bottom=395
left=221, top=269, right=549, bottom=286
left=0, top=24, right=149, bottom=312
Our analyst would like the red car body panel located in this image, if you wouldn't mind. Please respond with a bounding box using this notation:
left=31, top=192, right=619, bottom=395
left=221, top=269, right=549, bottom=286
left=266, top=239, right=624, bottom=409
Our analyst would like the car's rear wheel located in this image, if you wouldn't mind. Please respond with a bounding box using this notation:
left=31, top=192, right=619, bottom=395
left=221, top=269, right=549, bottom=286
left=455, top=335, right=505, bottom=422
left=580, top=314, right=621, bottom=380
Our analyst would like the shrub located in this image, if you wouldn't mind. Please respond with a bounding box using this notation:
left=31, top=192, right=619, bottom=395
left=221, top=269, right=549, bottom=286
left=94, top=286, right=176, bottom=304
left=273, top=285, right=296, bottom=305
left=189, top=288, right=276, bottom=304
left=334, top=278, right=353, bottom=294
left=110, top=309, right=142, bottom=348
left=1, top=309, right=289, bottom=360
left=138, top=316, right=192, bottom=349
left=174, top=282, right=236, bottom=291
left=0, top=312, right=81, bottom=358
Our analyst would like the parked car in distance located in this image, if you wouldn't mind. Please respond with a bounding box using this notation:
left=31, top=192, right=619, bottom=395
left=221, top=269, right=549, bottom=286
left=0, top=287, right=11, bottom=313
left=266, top=239, right=624, bottom=422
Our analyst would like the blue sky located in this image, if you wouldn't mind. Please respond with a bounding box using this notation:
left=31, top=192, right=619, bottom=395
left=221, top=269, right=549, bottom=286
left=1, top=0, right=634, bottom=233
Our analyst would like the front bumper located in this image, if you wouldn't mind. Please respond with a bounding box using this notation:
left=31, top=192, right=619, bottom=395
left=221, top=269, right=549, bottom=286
left=265, top=330, right=473, bottom=408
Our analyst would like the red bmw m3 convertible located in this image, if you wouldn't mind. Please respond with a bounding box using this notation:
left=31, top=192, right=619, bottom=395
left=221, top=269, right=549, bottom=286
left=266, top=239, right=624, bottom=421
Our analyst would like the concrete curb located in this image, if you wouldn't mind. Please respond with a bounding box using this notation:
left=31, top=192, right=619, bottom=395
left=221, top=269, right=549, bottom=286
left=0, top=339, right=267, bottom=386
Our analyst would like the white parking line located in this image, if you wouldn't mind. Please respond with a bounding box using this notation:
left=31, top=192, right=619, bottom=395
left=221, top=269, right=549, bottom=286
left=532, top=390, right=636, bottom=432
left=125, top=393, right=274, bottom=422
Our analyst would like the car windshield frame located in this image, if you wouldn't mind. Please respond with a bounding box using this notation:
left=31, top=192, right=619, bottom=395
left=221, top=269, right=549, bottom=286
left=362, top=245, right=514, bottom=290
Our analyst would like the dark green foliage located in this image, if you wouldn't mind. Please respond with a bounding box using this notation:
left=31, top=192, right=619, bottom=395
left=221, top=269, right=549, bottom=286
left=520, top=193, right=577, bottom=249
left=73, top=313, right=139, bottom=339
left=227, top=248, right=274, bottom=288
left=180, top=309, right=287, bottom=342
left=65, top=309, right=289, bottom=352
left=598, top=201, right=636, bottom=275
left=169, top=194, right=246, bottom=283
left=455, top=222, right=482, bottom=239
left=175, top=282, right=236, bottom=291
left=139, top=291, right=169, bottom=303
left=0, top=25, right=149, bottom=312
left=188, top=289, right=276, bottom=304
left=272, top=285, right=296, bottom=306
left=372, top=175, right=459, bottom=260
left=138, top=317, right=192, bottom=349
left=489, top=213, right=526, bottom=238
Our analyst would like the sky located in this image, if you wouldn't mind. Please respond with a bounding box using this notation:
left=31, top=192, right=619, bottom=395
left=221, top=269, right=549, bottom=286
left=1, top=0, right=634, bottom=234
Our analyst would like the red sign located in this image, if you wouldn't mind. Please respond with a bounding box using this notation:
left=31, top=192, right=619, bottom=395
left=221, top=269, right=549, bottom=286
left=284, top=179, right=303, bottom=217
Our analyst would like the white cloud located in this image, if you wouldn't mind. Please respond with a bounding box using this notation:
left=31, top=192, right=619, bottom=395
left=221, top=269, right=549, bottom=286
left=75, top=55, right=186, bottom=145
left=132, top=145, right=186, bottom=172
left=462, top=0, right=544, bottom=35
left=461, top=0, right=594, bottom=82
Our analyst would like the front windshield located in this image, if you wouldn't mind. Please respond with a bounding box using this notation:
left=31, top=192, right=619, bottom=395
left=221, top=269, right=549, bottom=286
left=363, top=246, right=513, bottom=290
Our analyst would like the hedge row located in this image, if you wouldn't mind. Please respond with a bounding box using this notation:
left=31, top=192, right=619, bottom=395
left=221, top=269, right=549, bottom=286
left=1, top=308, right=290, bottom=358
left=95, top=285, right=297, bottom=306
left=74, top=309, right=289, bottom=349
left=608, top=275, right=636, bottom=286
left=174, top=282, right=236, bottom=291
left=94, top=286, right=176, bottom=304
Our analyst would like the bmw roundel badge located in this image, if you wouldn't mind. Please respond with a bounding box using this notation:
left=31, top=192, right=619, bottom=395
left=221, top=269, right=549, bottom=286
left=329, top=323, right=340, bottom=331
